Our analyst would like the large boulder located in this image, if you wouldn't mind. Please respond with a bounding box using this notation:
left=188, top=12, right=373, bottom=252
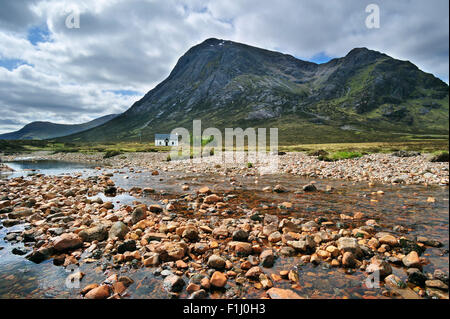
left=79, top=225, right=108, bottom=242
left=52, top=233, right=83, bottom=252
left=109, top=221, right=129, bottom=240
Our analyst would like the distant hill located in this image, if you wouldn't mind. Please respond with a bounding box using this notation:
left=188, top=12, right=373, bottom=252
left=0, top=114, right=118, bottom=140
left=58, top=38, right=449, bottom=144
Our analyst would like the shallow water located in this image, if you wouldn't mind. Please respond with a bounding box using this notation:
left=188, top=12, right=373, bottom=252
left=0, top=161, right=448, bottom=299
left=1, top=160, right=97, bottom=179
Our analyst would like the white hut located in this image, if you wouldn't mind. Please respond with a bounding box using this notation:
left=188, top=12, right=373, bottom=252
left=155, top=134, right=178, bottom=146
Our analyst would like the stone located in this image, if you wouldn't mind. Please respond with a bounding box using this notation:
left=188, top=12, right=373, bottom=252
left=342, top=252, right=357, bottom=268
left=12, top=247, right=30, bottom=256
left=112, top=282, right=127, bottom=295
left=379, top=234, right=398, bottom=247
left=402, top=251, right=421, bottom=268
left=182, top=227, right=199, bottom=241
left=143, top=253, right=160, bottom=267
left=198, top=186, right=211, bottom=194
left=204, top=194, right=221, bottom=204
left=425, top=280, right=448, bottom=291
left=117, top=240, right=136, bottom=254
left=286, top=236, right=315, bottom=253
left=85, top=285, right=111, bottom=299
left=210, top=271, right=227, bottom=288
left=26, top=247, right=53, bottom=263
left=149, top=205, right=163, bottom=213
left=186, top=283, right=201, bottom=294
left=336, top=237, right=362, bottom=257
left=228, top=241, right=253, bottom=256
left=10, top=208, right=34, bottom=219
left=407, top=268, right=427, bottom=286
left=118, top=276, right=134, bottom=287
left=52, top=233, right=82, bottom=252
left=267, top=288, right=303, bottom=299
left=326, top=245, right=340, bottom=257
left=303, top=184, right=317, bottom=192
left=232, top=229, right=249, bottom=242
left=260, top=250, right=275, bottom=268
left=81, top=283, right=99, bottom=295
left=109, top=221, right=129, bottom=240
left=279, top=246, right=295, bottom=256
left=158, top=242, right=187, bottom=261
left=207, top=255, right=226, bottom=270
left=131, top=207, right=146, bottom=224
left=259, top=273, right=273, bottom=289
left=189, top=289, right=208, bottom=299
left=273, top=185, right=286, bottom=193
left=399, top=238, right=426, bottom=255
left=433, top=269, right=449, bottom=285
left=385, top=274, right=405, bottom=288
left=268, top=231, right=282, bottom=243
left=163, top=275, right=185, bottom=292
left=2, top=219, right=20, bottom=227
left=426, top=288, right=449, bottom=299
left=416, top=236, right=443, bottom=248
left=145, top=232, right=167, bottom=241
left=366, top=257, right=392, bottom=278
left=245, top=266, right=263, bottom=278
left=212, top=227, right=228, bottom=238
left=301, top=221, right=319, bottom=231
left=79, top=225, right=108, bottom=242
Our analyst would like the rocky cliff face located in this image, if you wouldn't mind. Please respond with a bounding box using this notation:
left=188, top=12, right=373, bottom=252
left=59, top=38, right=449, bottom=143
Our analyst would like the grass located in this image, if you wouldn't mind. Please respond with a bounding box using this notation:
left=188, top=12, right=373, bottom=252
left=279, top=140, right=449, bottom=154
left=0, top=139, right=448, bottom=161
left=318, top=151, right=363, bottom=162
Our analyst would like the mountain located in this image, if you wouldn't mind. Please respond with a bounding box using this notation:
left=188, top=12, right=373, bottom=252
left=0, top=114, right=119, bottom=140
left=59, top=38, right=449, bottom=144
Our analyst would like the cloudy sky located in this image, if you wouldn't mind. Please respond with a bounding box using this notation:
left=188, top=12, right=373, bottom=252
left=0, top=0, right=448, bottom=133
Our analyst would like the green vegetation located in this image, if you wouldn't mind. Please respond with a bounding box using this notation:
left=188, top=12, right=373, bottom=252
left=318, top=151, right=363, bottom=162
left=1, top=139, right=448, bottom=161
left=103, top=150, right=122, bottom=159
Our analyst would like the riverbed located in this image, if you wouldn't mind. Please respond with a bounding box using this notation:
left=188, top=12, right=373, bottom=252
left=0, top=159, right=448, bottom=299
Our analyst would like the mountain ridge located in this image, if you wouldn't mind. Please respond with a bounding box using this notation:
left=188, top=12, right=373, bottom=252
left=58, top=38, right=449, bottom=144
left=0, top=114, right=119, bottom=140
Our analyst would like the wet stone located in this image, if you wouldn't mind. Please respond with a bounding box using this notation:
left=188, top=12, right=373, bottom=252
left=117, top=240, right=136, bottom=254
left=407, top=268, right=427, bottom=287
left=163, top=275, right=185, bottom=292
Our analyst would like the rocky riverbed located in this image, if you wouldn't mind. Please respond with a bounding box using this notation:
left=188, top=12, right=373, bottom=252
left=0, top=158, right=448, bottom=299
left=1, top=150, right=448, bottom=185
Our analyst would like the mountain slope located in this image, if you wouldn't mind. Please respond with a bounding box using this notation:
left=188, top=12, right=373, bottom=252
left=0, top=114, right=119, bottom=140
left=60, top=38, right=449, bottom=144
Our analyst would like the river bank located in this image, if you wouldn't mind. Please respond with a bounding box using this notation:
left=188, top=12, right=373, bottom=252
left=1, top=150, right=448, bottom=185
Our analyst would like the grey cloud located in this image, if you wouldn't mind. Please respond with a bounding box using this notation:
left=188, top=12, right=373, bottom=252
left=0, top=0, right=448, bottom=133
left=0, top=0, right=41, bottom=32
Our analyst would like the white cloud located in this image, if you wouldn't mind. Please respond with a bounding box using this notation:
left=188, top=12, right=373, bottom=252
left=0, top=0, right=448, bottom=133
